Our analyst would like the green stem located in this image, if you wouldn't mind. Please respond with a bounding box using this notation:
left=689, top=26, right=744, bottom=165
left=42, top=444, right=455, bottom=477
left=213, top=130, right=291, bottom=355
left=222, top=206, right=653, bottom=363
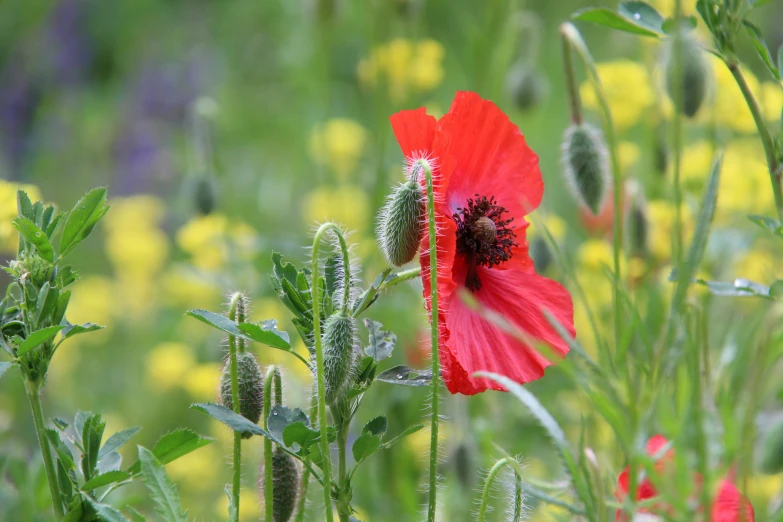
left=336, top=413, right=350, bottom=522
left=418, top=158, right=441, bottom=522
left=227, top=293, right=243, bottom=522
left=312, top=223, right=348, bottom=522
left=294, top=391, right=318, bottom=522
left=726, top=60, right=783, bottom=222
left=671, top=0, right=684, bottom=266
left=24, top=380, right=63, bottom=520
left=560, top=28, right=583, bottom=125
left=380, top=267, right=421, bottom=291
left=263, top=366, right=277, bottom=522
left=476, top=457, right=525, bottom=522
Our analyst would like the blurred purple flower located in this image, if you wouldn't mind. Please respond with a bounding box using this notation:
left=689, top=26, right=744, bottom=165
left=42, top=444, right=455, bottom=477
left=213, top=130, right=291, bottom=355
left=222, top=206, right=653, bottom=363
left=0, top=59, right=41, bottom=179
left=46, top=0, right=93, bottom=86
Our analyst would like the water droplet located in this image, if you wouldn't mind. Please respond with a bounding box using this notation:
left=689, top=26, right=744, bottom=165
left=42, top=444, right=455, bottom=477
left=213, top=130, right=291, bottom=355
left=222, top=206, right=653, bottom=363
left=634, top=13, right=641, bottom=19
left=35, top=232, right=41, bottom=237
left=272, top=411, right=278, bottom=416
left=396, top=374, right=404, bottom=380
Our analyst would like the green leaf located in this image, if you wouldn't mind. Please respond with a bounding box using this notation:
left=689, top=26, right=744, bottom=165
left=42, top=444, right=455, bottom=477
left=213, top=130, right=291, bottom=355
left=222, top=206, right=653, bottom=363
left=138, top=446, right=188, bottom=522
left=744, top=21, right=781, bottom=81
left=268, top=405, right=309, bottom=441
left=770, top=280, right=783, bottom=299
left=81, top=413, right=106, bottom=482
left=748, top=214, right=783, bottom=237
left=82, top=493, right=131, bottom=522
left=282, top=422, right=323, bottom=454
left=351, top=268, right=394, bottom=317
left=225, top=484, right=238, bottom=522
left=126, top=428, right=212, bottom=474
left=661, top=15, right=697, bottom=34
left=62, top=322, right=104, bottom=341
left=191, top=402, right=265, bottom=437
left=56, top=267, right=79, bottom=288
left=363, top=416, right=388, bottom=437
left=237, top=320, right=291, bottom=349
left=81, top=470, right=132, bottom=491
left=17, top=325, right=66, bottom=356
left=572, top=7, right=661, bottom=37
left=35, top=283, right=59, bottom=328
left=376, top=365, right=433, bottom=387
left=62, top=498, right=83, bottom=522
left=0, top=362, right=12, bottom=380
left=750, top=0, right=777, bottom=7
left=53, top=290, right=71, bottom=326
left=99, top=426, right=141, bottom=460
left=46, top=428, right=76, bottom=471
left=617, top=2, right=664, bottom=34
left=186, top=309, right=242, bottom=336
left=17, top=190, right=34, bottom=221
left=690, top=277, right=772, bottom=299
left=352, top=433, right=382, bottom=462
left=778, top=44, right=783, bottom=84
left=60, top=187, right=109, bottom=258
left=13, top=217, right=54, bottom=262
left=98, top=451, right=123, bottom=474
left=364, top=319, right=396, bottom=362
left=381, top=424, right=425, bottom=450
left=126, top=507, right=147, bottom=522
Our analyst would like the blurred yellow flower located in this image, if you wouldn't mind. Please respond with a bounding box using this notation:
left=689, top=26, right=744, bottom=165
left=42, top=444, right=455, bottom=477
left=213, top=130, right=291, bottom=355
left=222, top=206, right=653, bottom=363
left=308, top=119, right=368, bottom=181
left=580, top=60, right=655, bottom=131
left=215, top=487, right=262, bottom=520
left=618, top=141, right=641, bottom=172
left=184, top=362, right=222, bottom=400
left=577, top=239, right=614, bottom=271
left=160, top=268, right=222, bottom=309
left=102, top=195, right=165, bottom=233
left=527, top=213, right=566, bottom=242
left=680, top=140, right=714, bottom=186
left=0, top=181, right=42, bottom=252
left=105, top=227, right=168, bottom=279
left=146, top=342, right=196, bottom=390
left=759, top=82, right=783, bottom=123
left=700, top=56, right=757, bottom=133
left=357, top=38, right=445, bottom=102
left=302, top=184, right=371, bottom=232
left=647, top=200, right=692, bottom=261
left=67, top=276, right=116, bottom=327
left=733, top=248, right=778, bottom=283
left=176, top=213, right=257, bottom=271
left=718, top=139, right=773, bottom=218
left=168, top=442, right=224, bottom=492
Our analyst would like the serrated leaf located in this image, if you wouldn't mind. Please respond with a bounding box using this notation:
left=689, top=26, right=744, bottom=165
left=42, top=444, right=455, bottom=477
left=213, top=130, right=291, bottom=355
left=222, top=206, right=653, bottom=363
left=81, top=470, right=132, bottom=491
left=47, top=428, right=76, bottom=472
left=268, top=405, right=309, bottom=441
left=62, top=498, right=83, bottom=522
left=351, top=268, right=394, bottom=317
left=74, top=411, right=90, bottom=446
left=617, top=2, right=664, bottom=34
left=748, top=214, right=783, bottom=236
left=35, top=283, right=59, bottom=329
left=82, top=413, right=106, bottom=482
left=17, top=190, right=34, bottom=221
left=126, top=428, right=212, bottom=474
left=0, top=362, right=12, bottom=380
left=352, top=433, right=382, bottom=462
left=126, top=507, right=147, bottom=522
left=99, top=426, right=141, bottom=460
left=364, top=320, right=396, bottom=362
left=138, top=446, right=188, bottom=522
left=376, top=365, right=433, bottom=387
left=17, top=325, right=66, bottom=356
left=60, top=187, right=109, bottom=257
left=382, top=424, right=425, bottom=450
left=13, top=217, right=54, bottom=262
left=62, top=322, right=104, bottom=341
left=282, top=422, right=322, bottom=454
left=363, top=416, right=388, bottom=437
left=186, top=309, right=242, bottom=336
left=82, top=493, right=131, bottom=522
left=53, top=290, right=71, bottom=325
left=744, top=21, right=781, bottom=80
left=237, top=320, right=291, bottom=349
left=572, top=7, right=661, bottom=37
left=191, top=402, right=265, bottom=437
left=98, top=451, right=123, bottom=474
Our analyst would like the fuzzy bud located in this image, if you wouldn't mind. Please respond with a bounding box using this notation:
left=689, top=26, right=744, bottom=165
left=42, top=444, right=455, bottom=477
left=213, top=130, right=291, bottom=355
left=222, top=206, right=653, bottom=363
left=506, top=63, right=547, bottom=111
left=760, top=419, right=783, bottom=474
left=321, top=311, right=355, bottom=405
left=665, top=30, right=708, bottom=118
left=530, top=236, right=552, bottom=273
left=220, top=351, right=264, bottom=438
left=194, top=174, right=217, bottom=215
left=377, top=175, right=425, bottom=266
left=562, top=123, right=610, bottom=216
left=260, top=446, right=299, bottom=522
left=629, top=199, right=648, bottom=257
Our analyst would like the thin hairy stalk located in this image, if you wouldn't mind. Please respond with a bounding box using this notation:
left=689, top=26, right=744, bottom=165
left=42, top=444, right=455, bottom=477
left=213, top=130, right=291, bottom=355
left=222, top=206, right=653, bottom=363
left=227, top=293, right=243, bottom=522
left=263, top=366, right=278, bottom=522
left=560, top=28, right=582, bottom=125
left=335, top=403, right=351, bottom=522
left=418, top=158, right=441, bottom=522
left=294, top=391, right=318, bottom=522
left=671, top=0, right=684, bottom=265
left=380, top=267, right=421, bottom=291
left=476, top=457, right=525, bottom=522
left=24, top=380, right=64, bottom=519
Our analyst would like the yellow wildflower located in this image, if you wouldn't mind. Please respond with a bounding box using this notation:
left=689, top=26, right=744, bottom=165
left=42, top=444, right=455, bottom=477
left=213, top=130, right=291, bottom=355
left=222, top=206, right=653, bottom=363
left=527, top=213, right=566, bottom=242
left=577, top=239, right=614, bottom=271
left=146, top=342, right=195, bottom=391
left=357, top=38, right=445, bottom=101
left=302, top=184, right=370, bottom=232
left=680, top=140, right=714, bottom=186
left=102, top=195, right=165, bottom=233
left=184, top=363, right=222, bottom=400
left=733, top=248, right=778, bottom=283
left=0, top=181, right=42, bottom=252
left=647, top=200, right=692, bottom=260
left=700, top=55, right=758, bottom=133
left=160, top=268, right=222, bottom=309
left=167, top=442, right=224, bottom=491
left=618, top=141, right=641, bottom=172
left=176, top=213, right=256, bottom=271
left=718, top=139, right=773, bottom=218
left=214, top=487, right=262, bottom=520
left=308, top=119, right=368, bottom=181
left=67, top=276, right=116, bottom=327
left=105, top=227, right=168, bottom=279
left=580, top=60, right=655, bottom=131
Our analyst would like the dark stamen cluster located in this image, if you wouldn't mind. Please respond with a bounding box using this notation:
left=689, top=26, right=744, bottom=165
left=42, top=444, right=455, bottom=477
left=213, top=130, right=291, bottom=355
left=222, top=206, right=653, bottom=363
left=453, top=195, right=517, bottom=291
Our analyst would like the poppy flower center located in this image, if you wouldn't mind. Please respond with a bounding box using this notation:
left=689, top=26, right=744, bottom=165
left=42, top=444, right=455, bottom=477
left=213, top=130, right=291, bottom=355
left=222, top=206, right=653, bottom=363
left=453, top=195, right=517, bottom=291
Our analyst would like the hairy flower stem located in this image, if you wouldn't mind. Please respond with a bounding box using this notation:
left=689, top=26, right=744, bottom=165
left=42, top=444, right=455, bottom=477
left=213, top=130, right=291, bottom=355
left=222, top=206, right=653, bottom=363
left=311, top=223, right=352, bottom=522
left=334, top=402, right=351, bottom=522
left=476, top=457, right=525, bottom=522
left=263, top=366, right=280, bottom=522
left=560, top=29, right=583, bottom=125
left=24, top=379, right=63, bottom=520
left=418, top=158, right=441, bottom=522
left=726, top=61, right=783, bottom=221
left=294, top=391, right=318, bottom=522
left=227, top=293, right=244, bottom=522
left=671, top=0, right=684, bottom=265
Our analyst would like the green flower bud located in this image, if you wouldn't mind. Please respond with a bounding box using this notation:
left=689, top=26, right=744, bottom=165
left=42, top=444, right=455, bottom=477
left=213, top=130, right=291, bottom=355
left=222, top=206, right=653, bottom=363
left=665, top=31, right=709, bottom=118
left=629, top=199, right=648, bottom=257
left=506, top=63, right=547, bottom=111
left=194, top=174, right=217, bottom=215
left=220, top=351, right=264, bottom=439
left=562, top=123, right=610, bottom=216
left=654, top=126, right=669, bottom=176
left=530, top=236, right=552, bottom=274
left=760, top=419, right=783, bottom=474
left=322, top=311, right=355, bottom=405
left=377, top=175, right=425, bottom=267
left=260, top=446, right=300, bottom=522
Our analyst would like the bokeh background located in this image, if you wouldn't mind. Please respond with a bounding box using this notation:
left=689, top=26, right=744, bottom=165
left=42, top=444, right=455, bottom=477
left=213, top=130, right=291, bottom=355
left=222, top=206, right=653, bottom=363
left=2, top=0, right=783, bottom=520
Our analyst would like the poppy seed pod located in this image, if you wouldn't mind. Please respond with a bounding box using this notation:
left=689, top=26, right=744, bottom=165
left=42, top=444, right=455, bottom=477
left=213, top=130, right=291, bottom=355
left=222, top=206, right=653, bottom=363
left=760, top=419, right=783, bottom=474
left=220, top=351, right=264, bottom=438
left=260, top=446, right=299, bottom=522
left=665, top=30, right=708, bottom=118
left=562, top=123, right=610, bottom=216
left=378, top=175, right=425, bottom=266
left=321, top=311, right=355, bottom=404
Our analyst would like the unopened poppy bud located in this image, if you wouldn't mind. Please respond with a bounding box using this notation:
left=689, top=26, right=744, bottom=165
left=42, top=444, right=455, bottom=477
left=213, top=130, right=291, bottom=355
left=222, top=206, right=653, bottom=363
left=530, top=236, right=552, bottom=273
left=322, top=311, right=355, bottom=404
left=629, top=199, right=648, bottom=257
left=453, top=442, right=476, bottom=490
left=562, top=123, right=610, bottom=216
left=506, top=63, right=547, bottom=111
left=377, top=172, right=425, bottom=266
left=220, top=352, right=264, bottom=438
left=760, top=419, right=783, bottom=474
left=665, top=30, right=708, bottom=118
left=655, top=127, right=669, bottom=176
left=194, top=174, right=217, bottom=215
left=260, top=446, right=299, bottom=522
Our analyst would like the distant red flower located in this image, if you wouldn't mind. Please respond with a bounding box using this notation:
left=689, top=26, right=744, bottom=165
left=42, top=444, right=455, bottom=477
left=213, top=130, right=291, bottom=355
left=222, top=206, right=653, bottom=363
left=615, top=435, right=754, bottom=522
left=390, top=91, right=575, bottom=395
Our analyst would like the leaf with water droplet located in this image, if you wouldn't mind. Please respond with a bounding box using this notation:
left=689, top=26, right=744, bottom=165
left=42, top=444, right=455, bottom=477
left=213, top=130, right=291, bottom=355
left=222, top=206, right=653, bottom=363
left=377, top=365, right=434, bottom=387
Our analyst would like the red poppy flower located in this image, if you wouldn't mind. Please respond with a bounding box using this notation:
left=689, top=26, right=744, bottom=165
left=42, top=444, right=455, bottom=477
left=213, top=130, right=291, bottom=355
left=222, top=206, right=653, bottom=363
left=615, top=435, right=754, bottom=522
left=390, top=91, right=575, bottom=395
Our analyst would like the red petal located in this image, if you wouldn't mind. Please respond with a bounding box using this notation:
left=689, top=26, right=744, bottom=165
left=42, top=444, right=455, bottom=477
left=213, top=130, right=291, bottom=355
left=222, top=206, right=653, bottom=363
left=443, top=267, right=574, bottom=393
left=437, top=92, right=544, bottom=222
left=712, top=481, right=755, bottom=522
left=390, top=107, right=437, bottom=160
